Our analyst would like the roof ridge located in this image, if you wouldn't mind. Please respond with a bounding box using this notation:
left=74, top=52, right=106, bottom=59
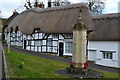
left=21, top=3, right=88, bottom=14
left=92, top=13, right=120, bottom=20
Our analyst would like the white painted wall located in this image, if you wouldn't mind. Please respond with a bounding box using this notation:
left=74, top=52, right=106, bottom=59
left=88, top=41, right=119, bottom=68
left=88, top=50, right=96, bottom=61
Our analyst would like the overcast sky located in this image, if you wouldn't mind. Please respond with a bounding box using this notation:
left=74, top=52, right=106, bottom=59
left=0, top=0, right=119, bottom=18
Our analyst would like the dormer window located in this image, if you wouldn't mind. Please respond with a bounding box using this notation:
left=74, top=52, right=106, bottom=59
left=10, top=27, right=13, bottom=33
left=15, top=26, right=18, bottom=33
left=63, top=33, right=73, bottom=39
left=34, top=28, right=41, bottom=33
left=52, top=34, right=59, bottom=38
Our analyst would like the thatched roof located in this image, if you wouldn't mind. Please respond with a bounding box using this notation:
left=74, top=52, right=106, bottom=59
left=7, top=3, right=119, bottom=41
left=4, top=12, right=19, bottom=27
left=88, top=13, right=119, bottom=41
left=8, top=3, right=93, bottom=34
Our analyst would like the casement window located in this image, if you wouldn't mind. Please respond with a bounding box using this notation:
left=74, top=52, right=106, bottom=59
left=47, top=38, right=52, bottom=47
left=28, top=41, right=31, bottom=46
left=52, top=34, right=59, bottom=38
left=10, top=27, right=13, bottom=33
left=64, top=33, right=73, bottom=39
left=100, top=51, right=116, bottom=59
left=65, top=41, right=72, bottom=54
left=34, top=28, right=41, bottom=33
left=15, top=26, right=18, bottom=33
left=35, top=41, right=42, bottom=47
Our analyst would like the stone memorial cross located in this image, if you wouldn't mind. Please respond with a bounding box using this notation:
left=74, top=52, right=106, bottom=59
left=72, top=9, right=88, bottom=68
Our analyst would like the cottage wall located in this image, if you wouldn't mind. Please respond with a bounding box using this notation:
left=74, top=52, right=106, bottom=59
left=88, top=41, right=119, bottom=68
left=6, top=30, right=72, bottom=56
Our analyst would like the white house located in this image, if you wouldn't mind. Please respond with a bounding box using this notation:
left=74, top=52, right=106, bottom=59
left=4, top=3, right=120, bottom=68
left=88, top=13, right=119, bottom=68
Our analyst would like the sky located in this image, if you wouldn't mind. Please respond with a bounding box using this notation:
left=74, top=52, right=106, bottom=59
left=0, top=0, right=119, bottom=18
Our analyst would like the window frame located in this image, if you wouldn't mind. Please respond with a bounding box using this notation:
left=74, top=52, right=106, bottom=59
left=100, top=51, right=115, bottom=60
left=65, top=41, right=72, bottom=54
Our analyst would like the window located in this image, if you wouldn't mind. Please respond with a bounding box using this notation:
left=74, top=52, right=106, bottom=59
left=35, top=41, right=42, bottom=47
left=28, top=40, right=31, bottom=46
left=64, top=33, right=73, bottom=39
left=100, top=51, right=115, bottom=59
left=34, top=28, right=41, bottom=33
left=15, top=26, right=18, bottom=33
left=10, top=27, right=13, bottom=33
left=65, top=41, right=72, bottom=54
left=47, top=38, right=52, bottom=47
left=52, top=34, right=58, bottom=38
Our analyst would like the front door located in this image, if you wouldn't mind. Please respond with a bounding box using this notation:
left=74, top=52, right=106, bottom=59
left=59, top=42, right=64, bottom=57
left=24, top=40, right=26, bottom=49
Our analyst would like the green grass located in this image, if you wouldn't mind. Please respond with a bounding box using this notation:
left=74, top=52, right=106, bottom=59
left=5, top=49, right=120, bottom=78
left=94, top=69, right=120, bottom=78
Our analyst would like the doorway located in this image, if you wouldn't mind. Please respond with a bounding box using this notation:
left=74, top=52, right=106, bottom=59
left=24, top=40, right=26, bottom=49
left=59, top=42, right=64, bottom=57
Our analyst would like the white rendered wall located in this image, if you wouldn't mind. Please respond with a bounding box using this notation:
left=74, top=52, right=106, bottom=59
left=118, top=42, right=120, bottom=67
left=88, top=41, right=119, bottom=68
left=88, top=50, right=96, bottom=61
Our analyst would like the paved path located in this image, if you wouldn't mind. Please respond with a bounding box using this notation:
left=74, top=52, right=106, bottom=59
left=0, top=43, right=3, bottom=79
left=2, top=43, right=120, bottom=74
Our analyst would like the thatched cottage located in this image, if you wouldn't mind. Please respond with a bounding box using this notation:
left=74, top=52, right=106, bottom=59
left=5, top=3, right=120, bottom=68
left=3, top=12, right=19, bottom=41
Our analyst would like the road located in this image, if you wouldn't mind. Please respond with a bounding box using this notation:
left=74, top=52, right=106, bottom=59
left=0, top=43, right=3, bottom=79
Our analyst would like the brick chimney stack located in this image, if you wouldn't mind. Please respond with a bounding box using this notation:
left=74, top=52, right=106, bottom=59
left=13, top=9, right=18, bottom=14
left=34, top=0, right=38, bottom=7
left=48, top=0, right=51, bottom=7
left=39, top=2, right=45, bottom=8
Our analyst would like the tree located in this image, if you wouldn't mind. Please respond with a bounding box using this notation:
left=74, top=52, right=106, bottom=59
left=23, top=0, right=38, bottom=9
left=24, top=0, right=32, bottom=9
left=81, top=0, right=106, bottom=15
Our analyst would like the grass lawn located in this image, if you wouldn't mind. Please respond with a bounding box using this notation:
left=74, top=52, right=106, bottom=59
left=5, top=49, right=120, bottom=78
left=94, top=69, right=120, bottom=78
left=5, top=49, right=69, bottom=78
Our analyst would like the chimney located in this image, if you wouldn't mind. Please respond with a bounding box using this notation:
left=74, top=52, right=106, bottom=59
left=39, top=2, right=45, bottom=8
left=34, top=0, right=38, bottom=7
left=13, top=9, right=18, bottom=14
left=28, top=0, right=30, bottom=2
left=48, top=0, right=51, bottom=7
